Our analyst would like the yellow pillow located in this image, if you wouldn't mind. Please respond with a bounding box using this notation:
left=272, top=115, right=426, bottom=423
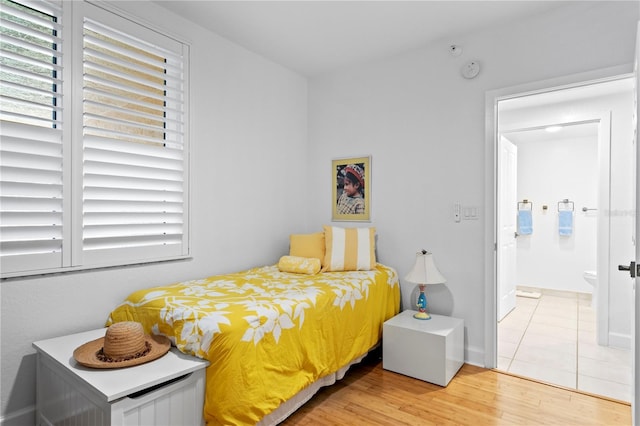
left=322, top=225, right=376, bottom=271
left=289, top=232, right=325, bottom=264
left=278, top=256, right=321, bottom=275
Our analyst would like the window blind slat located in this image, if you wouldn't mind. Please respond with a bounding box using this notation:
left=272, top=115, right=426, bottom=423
left=1, top=32, right=64, bottom=58
left=0, top=151, right=62, bottom=171
left=83, top=98, right=182, bottom=130
left=83, top=87, right=182, bottom=124
left=1, top=63, right=62, bottom=85
left=0, top=111, right=59, bottom=127
left=82, top=32, right=182, bottom=71
left=1, top=181, right=62, bottom=197
left=1, top=48, right=62, bottom=73
left=83, top=127, right=165, bottom=148
left=83, top=174, right=183, bottom=192
left=83, top=127, right=171, bottom=148
left=83, top=212, right=183, bottom=225
left=83, top=134, right=183, bottom=159
left=1, top=225, right=62, bottom=240
left=83, top=160, right=182, bottom=182
left=83, top=200, right=182, bottom=213
left=83, top=73, right=183, bottom=112
left=1, top=211, right=62, bottom=225
left=83, top=43, right=173, bottom=82
left=84, top=223, right=183, bottom=238
left=1, top=195, right=62, bottom=212
left=83, top=17, right=182, bottom=57
left=83, top=111, right=171, bottom=138
left=1, top=94, right=62, bottom=113
left=1, top=79, right=64, bottom=100
left=1, top=240, right=62, bottom=255
left=19, top=0, right=62, bottom=15
left=84, top=147, right=182, bottom=171
left=0, top=17, right=62, bottom=46
left=83, top=61, right=169, bottom=97
left=1, top=1, right=62, bottom=31
left=83, top=235, right=182, bottom=251
left=83, top=187, right=182, bottom=203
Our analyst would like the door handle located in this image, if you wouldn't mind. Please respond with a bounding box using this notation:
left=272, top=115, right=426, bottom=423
left=514, top=232, right=519, bottom=238
left=618, top=261, right=637, bottom=278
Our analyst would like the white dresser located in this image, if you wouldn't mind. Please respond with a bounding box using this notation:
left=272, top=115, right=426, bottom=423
left=33, top=328, right=209, bottom=426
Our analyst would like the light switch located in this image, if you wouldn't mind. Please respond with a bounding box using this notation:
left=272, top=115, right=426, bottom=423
left=461, top=206, right=479, bottom=220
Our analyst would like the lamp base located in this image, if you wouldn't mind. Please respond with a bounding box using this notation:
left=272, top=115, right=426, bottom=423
left=413, top=311, right=431, bottom=320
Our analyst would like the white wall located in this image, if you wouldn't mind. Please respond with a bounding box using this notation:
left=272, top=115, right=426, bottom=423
left=0, top=2, right=308, bottom=424
left=513, top=134, right=598, bottom=294
left=307, top=1, right=639, bottom=365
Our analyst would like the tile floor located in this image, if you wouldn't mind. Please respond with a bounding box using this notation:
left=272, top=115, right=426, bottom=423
left=497, top=288, right=632, bottom=402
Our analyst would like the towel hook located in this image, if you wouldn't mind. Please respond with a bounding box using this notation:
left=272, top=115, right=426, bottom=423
left=518, top=199, right=533, bottom=211
left=557, top=199, right=574, bottom=212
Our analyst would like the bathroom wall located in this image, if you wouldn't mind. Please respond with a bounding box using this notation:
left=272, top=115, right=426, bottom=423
left=498, top=86, right=634, bottom=348
left=512, top=132, right=598, bottom=294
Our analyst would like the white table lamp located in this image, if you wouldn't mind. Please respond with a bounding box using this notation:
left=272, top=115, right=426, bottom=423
left=405, top=250, right=446, bottom=320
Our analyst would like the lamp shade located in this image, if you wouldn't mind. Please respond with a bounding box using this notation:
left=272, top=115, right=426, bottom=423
left=405, top=250, right=446, bottom=285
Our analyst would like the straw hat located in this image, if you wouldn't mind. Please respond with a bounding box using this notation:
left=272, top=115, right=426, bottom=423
left=73, top=322, right=171, bottom=369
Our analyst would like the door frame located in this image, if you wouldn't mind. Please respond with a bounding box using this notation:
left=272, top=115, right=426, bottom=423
left=483, top=65, right=634, bottom=369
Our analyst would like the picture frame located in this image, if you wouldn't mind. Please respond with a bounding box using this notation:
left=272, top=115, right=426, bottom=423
left=332, top=156, right=371, bottom=222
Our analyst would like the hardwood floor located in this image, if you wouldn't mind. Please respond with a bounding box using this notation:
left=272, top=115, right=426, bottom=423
left=281, top=351, right=631, bottom=425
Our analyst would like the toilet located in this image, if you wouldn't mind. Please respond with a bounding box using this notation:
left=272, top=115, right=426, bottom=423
left=583, top=270, right=597, bottom=307
left=583, top=270, right=597, bottom=286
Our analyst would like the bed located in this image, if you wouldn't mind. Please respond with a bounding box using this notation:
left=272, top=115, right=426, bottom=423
left=107, top=228, right=400, bottom=425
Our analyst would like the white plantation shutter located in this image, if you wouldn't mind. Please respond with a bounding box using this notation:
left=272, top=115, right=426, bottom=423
left=80, top=8, right=188, bottom=266
left=0, top=0, right=64, bottom=274
left=1, top=1, right=189, bottom=277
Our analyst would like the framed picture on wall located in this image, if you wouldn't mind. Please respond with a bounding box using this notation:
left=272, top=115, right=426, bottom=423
left=332, top=156, right=371, bottom=222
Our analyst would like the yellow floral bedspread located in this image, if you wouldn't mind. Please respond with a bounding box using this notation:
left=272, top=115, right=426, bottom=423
left=107, top=263, right=400, bottom=425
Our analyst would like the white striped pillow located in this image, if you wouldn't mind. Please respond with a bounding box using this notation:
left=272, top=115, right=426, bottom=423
left=322, top=226, right=376, bottom=271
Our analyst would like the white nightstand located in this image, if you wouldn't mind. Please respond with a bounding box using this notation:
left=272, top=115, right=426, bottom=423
left=33, top=328, right=209, bottom=426
left=382, top=310, right=464, bottom=386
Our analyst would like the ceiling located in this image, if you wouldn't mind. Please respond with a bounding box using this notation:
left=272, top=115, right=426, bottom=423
left=153, top=1, right=573, bottom=76
left=503, top=122, right=599, bottom=145
left=499, top=76, right=633, bottom=143
left=499, top=77, right=634, bottom=113
left=498, top=77, right=634, bottom=145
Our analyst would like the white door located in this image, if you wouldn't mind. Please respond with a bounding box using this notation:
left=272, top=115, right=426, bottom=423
left=617, top=20, right=640, bottom=424
left=632, top=20, right=639, bottom=426
left=498, top=136, right=518, bottom=321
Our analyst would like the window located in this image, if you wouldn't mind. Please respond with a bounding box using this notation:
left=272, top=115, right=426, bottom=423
left=0, top=1, right=189, bottom=278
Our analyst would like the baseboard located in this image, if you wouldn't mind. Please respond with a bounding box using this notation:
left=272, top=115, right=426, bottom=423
left=608, top=332, right=631, bottom=350
left=0, top=404, right=35, bottom=426
left=464, top=345, right=485, bottom=367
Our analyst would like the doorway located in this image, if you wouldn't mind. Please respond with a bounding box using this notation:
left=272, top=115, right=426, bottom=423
left=492, top=76, right=634, bottom=401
